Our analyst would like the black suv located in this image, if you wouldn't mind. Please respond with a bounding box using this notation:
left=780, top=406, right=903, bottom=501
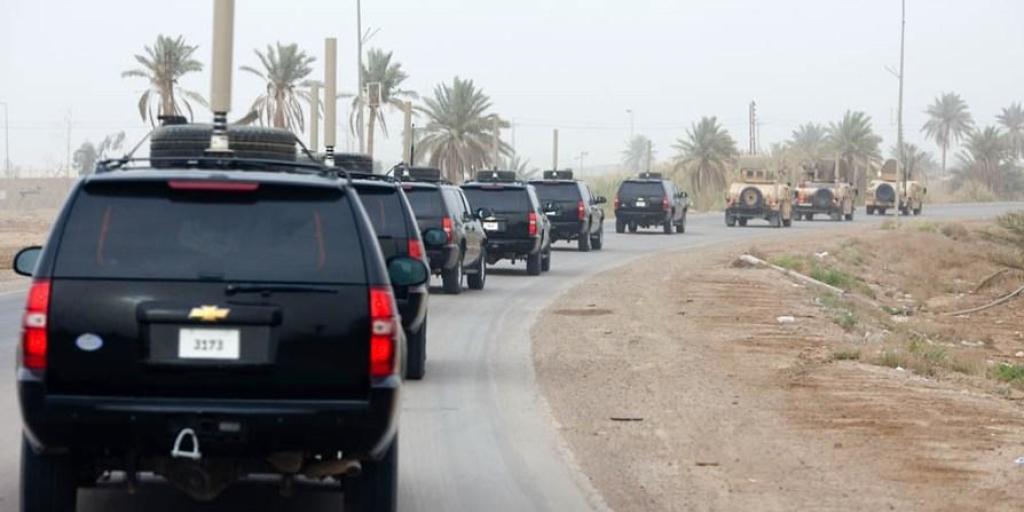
left=461, top=171, right=552, bottom=276
left=530, top=170, right=606, bottom=251
left=350, top=173, right=432, bottom=380
left=614, top=173, right=689, bottom=234
left=398, top=166, right=487, bottom=294
left=13, top=125, right=429, bottom=511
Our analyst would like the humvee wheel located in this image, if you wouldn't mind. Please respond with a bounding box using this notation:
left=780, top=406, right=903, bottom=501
left=866, top=206, right=874, bottom=215
left=725, top=215, right=736, bottom=227
left=782, top=216, right=792, bottom=227
left=913, top=207, right=922, bottom=216
left=845, top=212, right=854, bottom=221
left=805, top=213, right=814, bottom=221
left=738, top=218, right=748, bottom=227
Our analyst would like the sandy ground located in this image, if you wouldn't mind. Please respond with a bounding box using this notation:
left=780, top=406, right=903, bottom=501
left=533, top=229, right=1024, bottom=511
left=0, top=209, right=56, bottom=292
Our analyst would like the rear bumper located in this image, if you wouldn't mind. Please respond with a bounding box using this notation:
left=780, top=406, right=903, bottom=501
left=793, top=204, right=837, bottom=215
left=549, top=220, right=585, bottom=240
left=485, top=237, right=541, bottom=260
left=865, top=199, right=895, bottom=208
left=426, top=244, right=459, bottom=273
left=726, top=206, right=771, bottom=218
left=615, top=210, right=668, bottom=225
left=19, top=374, right=400, bottom=460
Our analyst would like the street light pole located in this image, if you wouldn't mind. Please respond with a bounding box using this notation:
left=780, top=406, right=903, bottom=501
left=0, top=102, right=9, bottom=177
left=577, top=151, right=588, bottom=178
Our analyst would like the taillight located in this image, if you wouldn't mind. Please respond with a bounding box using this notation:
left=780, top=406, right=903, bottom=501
left=408, top=239, right=425, bottom=260
left=577, top=200, right=586, bottom=221
left=369, top=286, right=397, bottom=379
left=168, top=180, right=259, bottom=192
left=528, top=211, right=538, bottom=237
left=22, top=280, right=50, bottom=371
left=442, top=216, right=453, bottom=243
left=662, top=197, right=670, bottom=211
left=614, top=195, right=621, bottom=209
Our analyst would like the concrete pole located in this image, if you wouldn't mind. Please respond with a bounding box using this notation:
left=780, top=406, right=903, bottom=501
left=309, top=83, right=319, bottom=153
left=356, top=0, right=365, bottom=153
left=896, top=0, right=907, bottom=219
left=492, top=115, right=500, bottom=169
left=402, top=101, right=413, bottom=164
left=208, top=0, right=234, bottom=153
left=324, top=38, right=338, bottom=165
left=552, top=129, right=559, bottom=171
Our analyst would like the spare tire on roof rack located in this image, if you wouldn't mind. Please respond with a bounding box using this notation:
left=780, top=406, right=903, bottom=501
left=333, top=153, right=374, bottom=173
left=149, top=124, right=296, bottom=167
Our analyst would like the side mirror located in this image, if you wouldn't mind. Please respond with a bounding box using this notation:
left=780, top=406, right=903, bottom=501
left=594, top=196, right=607, bottom=205
left=388, top=256, right=430, bottom=287
left=476, top=207, right=494, bottom=219
left=13, top=246, right=42, bottom=277
left=422, top=228, right=448, bottom=248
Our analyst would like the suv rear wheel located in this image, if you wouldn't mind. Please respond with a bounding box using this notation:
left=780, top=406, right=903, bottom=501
left=344, top=436, right=398, bottom=512
left=442, top=258, right=463, bottom=295
left=467, top=248, right=487, bottom=290
left=578, top=231, right=591, bottom=252
left=21, top=436, right=78, bottom=512
left=591, top=225, right=604, bottom=249
left=615, top=218, right=625, bottom=233
left=405, top=319, right=427, bottom=380
left=663, top=219, right=673, bottom=234
left=526, top=251, right=542, bottom=276
left=541, top=248, right=551, bottom=272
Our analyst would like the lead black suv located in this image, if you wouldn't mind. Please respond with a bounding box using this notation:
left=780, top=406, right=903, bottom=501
left=13, top=125, right=429, bottom=511
left=461, top=171, right=552, bottom=276
left=350, top=173, right=432, bottom=380
left=530, top=170, right=606, bottom=251
left=614, top=172, right=688, bottom=234
left=397, top=166, right=487, bottom=294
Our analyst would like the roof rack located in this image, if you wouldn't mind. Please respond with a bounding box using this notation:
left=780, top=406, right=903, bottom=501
left=395, top=165, right=451, bottom=184
left=473, top=170, right=519, bottom=183
left=348, top=170, right=397, bottom=183
left=542, top=169, right=574, bottom=180
left=637, top=172, right=663, bottom=180
left=93, top=156, right=351, bottom=184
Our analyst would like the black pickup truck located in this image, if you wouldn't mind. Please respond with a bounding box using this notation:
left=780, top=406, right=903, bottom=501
left=530, top=170, right=606, bottom=251
left=461, top=171, right=552, bottom=276
left=13, top=125, right=429, bottom=511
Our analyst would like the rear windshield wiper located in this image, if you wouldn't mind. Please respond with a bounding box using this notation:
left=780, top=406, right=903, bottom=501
left=225, top=283, right=339, bottom=295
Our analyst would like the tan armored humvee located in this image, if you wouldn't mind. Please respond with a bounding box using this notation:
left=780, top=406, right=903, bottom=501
left=793, top=159, right=857, bottom=221
left=725, top=157, right=793, bottom=228
left=865, top=159, right=927, bottom=215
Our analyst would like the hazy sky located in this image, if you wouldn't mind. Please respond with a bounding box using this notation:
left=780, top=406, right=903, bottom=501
left=1, top=0, right=1022, bottom=174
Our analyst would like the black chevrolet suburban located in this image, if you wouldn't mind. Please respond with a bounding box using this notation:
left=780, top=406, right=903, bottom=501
left=398, top=166, right=487, bottom=294
left=13, top=125, right=428, bottom=511
left=351, top=173, right=432, bottom=380
left=461, top=171, right=552, bottom=276
left=530, top=170, right=606, bottom=251
left=614, top=172, right=688, bottom=234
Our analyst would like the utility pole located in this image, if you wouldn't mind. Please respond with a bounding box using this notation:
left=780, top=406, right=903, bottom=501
left=356, top=0, right=364, bottom=153
left=646, top=139, right=653, bottom=173
left=64, top=109, right=73, bottom=177
left=577, top=151, right=588, bottom=178
left=0, top=102, right=9, bottom=177
left=324, top=37, right=338, bottom=166
left=492, top=115, right=500, bottom=169
left=309, top=83, right=320, bottom=153
left=402, top=101, right=413, bottom=164
left=552, top=129, right=559, bottom=171
left=748, top=101, right=757, bottom=155
left=897, top=0, right=907, bottom=218
left=208, top=0, right=234, bottom=158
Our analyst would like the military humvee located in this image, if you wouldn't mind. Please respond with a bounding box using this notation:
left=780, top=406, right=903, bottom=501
left=793, top=159, right=857, bottom=221
left=865, top=159, right=927, bottom=215
left=725, top=157, right=793, bottom=228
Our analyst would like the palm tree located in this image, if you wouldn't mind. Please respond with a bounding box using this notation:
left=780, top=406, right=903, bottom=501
left=888, top=143, right=936, bottom=181
left=827, top=111, right=882, bottom=191
left=922, top=93, right=974, bottom=175
left=239, top=42, right=316, bottom=131
left=672, top=117, right=738, bottom=199
left=621, top=135, right=653, bottom=172
left=415, top=77, right=511, bottom=182
left=955, top=126, right=1009, bottom=194
left=997, top=102, right=1024, bottom=162
left=505, top=154, right=537, bottom=180
left=787, top=123, right=828, bottom=163
left=350, top=49, right=417, bottom=160
left=121, top=35, right=206, bottom=126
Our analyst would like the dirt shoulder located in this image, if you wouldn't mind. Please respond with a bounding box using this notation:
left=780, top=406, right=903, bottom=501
left=533, top=224, right=1024, bottom=511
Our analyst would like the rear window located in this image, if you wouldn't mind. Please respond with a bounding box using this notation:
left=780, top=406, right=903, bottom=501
left=54, top=182, right=365, bottom=284
left=355, top=185, right=410, bottom=238
left=462, top=186, right=531, bottom=213
left=532, top=183, right=580, bottom=202
left=404, top=187, right=444, bottom=218
left=619, top=181, right=665, bottom=198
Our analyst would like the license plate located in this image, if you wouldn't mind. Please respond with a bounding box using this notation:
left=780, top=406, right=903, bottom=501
left=635, top=200, right=646, bottom=207
left=483, top=221, right=500, bottom=231
left=179, top=328, right=240, bottom=360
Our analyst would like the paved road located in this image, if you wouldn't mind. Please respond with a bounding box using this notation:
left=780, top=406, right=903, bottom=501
left=0, top=202, right=1019, bottom=511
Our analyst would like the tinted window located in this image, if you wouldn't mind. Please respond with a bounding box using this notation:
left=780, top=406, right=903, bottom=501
left=532, top=183, right=581, bottom=202
left=55, top=182, right=365, bottom=284
left=462, top=187, right=531, bottom=213
left=355, top=185, right=409, bottom=238
left=619, top=181, right=665, bottom=198
left=404, top=187, right=445, bottom=217
left=443, top=188, right=466, bottom=216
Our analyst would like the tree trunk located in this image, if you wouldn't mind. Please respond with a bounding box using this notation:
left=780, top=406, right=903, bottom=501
left=273, top=90, right=286, bottom=129
left=367, top=107, right=377, bottom=162
left=941, top=145, right=947, bottom=177
left=161, top=81, right=176, bottom=118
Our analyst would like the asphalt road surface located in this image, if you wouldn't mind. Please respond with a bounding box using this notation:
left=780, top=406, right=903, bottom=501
left=0, top=202, right=1020, bottom=511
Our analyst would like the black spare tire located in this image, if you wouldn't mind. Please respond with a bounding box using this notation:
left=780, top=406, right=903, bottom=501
left=149, top=124, right=296, bottom=166
left=333, top=152, right=374, bottom=173
left=812, top=188, right=834, bottom=209
left=740, top=186, right=763, bottom=208
left=875, top=183, right=896, bottom=203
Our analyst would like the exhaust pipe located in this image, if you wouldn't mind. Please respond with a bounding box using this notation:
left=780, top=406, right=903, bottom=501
left=208, top=0, right=235, bottom=154
left=324, top=37, right=337, bottom=166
